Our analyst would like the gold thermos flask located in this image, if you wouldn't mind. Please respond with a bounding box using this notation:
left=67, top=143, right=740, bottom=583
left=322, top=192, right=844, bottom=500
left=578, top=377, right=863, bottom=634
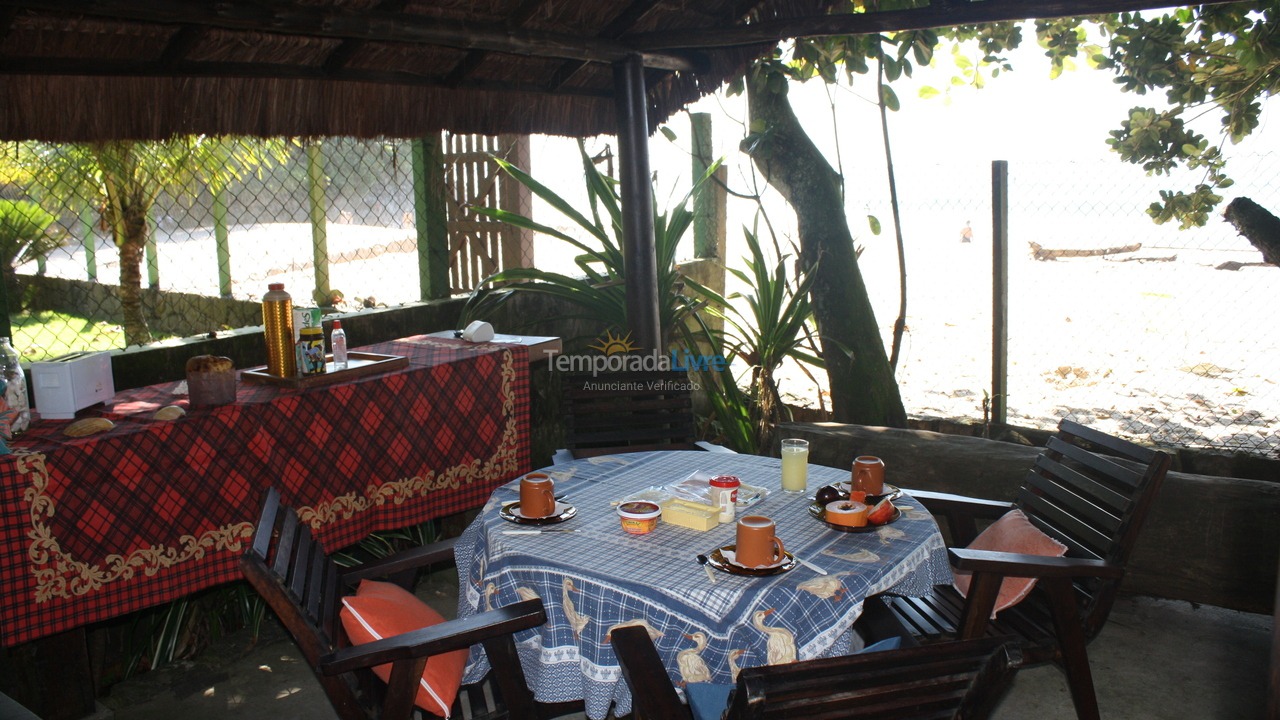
left=262, top=283, right=296, bottom=378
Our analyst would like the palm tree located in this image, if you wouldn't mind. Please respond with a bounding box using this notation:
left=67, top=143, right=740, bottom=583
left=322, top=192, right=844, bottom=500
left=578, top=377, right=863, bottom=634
left=7, top=137, right=291, bottom=346
left=0, top=199, right=66, bottom=311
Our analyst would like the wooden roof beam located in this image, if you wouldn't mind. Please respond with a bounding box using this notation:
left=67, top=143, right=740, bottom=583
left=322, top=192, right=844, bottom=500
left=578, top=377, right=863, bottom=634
left=0, top=0, right=702, bottom=72
left=0, top=55, right=612, bottom=98
left=322, top=0, right=408, bottom=73
left=547, top=0, right=667, bottom=93
left=628, top=0, right=1244, bottom=49
left=444, top=0, right=551, bottom=89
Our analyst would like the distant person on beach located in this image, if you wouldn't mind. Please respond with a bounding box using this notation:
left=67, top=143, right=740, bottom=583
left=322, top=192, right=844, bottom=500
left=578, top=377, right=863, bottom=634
left=960, top=221, right=973, bottom=243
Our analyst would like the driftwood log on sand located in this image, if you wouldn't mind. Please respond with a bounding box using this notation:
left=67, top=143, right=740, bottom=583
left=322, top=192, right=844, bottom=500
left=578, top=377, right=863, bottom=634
left=1029, top=241, right=1142, bottom=261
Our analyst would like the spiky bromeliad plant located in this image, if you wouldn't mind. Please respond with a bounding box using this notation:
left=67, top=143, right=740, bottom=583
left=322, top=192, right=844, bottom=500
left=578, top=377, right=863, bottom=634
left=463, top=140, right=719, bottom=348
left=683, top=227, right=822, bottom=453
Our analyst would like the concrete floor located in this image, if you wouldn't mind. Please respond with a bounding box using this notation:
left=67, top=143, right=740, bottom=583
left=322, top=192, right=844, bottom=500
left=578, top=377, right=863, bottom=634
left=96, top=593, right=1271, bottom=720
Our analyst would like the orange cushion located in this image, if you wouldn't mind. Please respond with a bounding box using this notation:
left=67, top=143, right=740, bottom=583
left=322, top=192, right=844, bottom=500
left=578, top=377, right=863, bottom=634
left=952, top=509, right=1069, bottom=617
left=339, top=579, right=467, bottom=718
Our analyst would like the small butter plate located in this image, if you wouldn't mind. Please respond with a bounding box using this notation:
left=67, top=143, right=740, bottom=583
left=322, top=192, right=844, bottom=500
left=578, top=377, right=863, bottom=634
left=704, top=545, right=797, bottom=576
left=500, top=501, right=578, bottom=525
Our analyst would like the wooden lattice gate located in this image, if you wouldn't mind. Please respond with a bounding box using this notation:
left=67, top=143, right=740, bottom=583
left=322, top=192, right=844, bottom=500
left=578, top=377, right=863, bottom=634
left=441, top=133, right=533, bottom=293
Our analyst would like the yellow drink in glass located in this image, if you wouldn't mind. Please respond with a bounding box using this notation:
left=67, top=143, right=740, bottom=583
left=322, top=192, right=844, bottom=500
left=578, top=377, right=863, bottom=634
left=780, top=438, right=809, bottom=493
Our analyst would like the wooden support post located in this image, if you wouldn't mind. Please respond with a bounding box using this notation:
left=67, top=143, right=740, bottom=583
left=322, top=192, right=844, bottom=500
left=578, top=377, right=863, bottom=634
left=145, top=207, right=160, bottom=289
left=306, top=140, right=331, bottom=306
left=613, top=54, right=661, bottom=353
left=498, top=134, right=533, bottom=269
left=79, top=206, right=97, bottom=282
left=991, top=160, right=1009, bottom=429
left=691, top=112, right=723, bottom=261
left=412, top=136, right=450, bottom=300
left=213, top=184, right=233, bottom=297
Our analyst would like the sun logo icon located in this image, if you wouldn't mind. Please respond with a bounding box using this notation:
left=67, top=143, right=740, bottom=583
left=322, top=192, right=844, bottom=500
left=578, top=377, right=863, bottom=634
left=589, top=329, right=638, bottom=356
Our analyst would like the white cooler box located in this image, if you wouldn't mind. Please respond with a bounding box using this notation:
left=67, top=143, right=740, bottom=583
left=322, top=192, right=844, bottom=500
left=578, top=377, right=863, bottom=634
left=31, top=351, right=115, bottom=420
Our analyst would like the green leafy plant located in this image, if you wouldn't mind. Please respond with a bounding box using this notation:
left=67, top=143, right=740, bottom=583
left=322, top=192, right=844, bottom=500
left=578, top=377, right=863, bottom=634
left=463, top=140, right=718, bottom=347
left=0, top=199, right=66, bottom=310
left=684, top=228, right=822, bottom=453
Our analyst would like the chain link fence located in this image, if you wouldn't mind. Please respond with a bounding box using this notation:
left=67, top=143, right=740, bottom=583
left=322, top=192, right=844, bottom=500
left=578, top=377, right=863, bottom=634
left=3, top=134, right=1277, bottom=456
left=3, top=135, right=533, bottom=360
left=848, top=155, right=1280, bottom=457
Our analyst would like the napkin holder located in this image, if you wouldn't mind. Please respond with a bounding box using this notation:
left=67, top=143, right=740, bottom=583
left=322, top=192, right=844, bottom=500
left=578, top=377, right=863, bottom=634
left=31, top=351, right=115, bottom=419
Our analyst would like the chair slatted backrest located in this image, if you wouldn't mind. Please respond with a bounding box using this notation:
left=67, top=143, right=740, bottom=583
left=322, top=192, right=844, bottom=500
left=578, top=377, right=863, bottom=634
left=243, top=487, right=368, bottom=720
left=1012, top=419, right=1171, bottom=636
left=561, top=370, right=700, bottom=457
left=725, top=638, right=1019, bottom=720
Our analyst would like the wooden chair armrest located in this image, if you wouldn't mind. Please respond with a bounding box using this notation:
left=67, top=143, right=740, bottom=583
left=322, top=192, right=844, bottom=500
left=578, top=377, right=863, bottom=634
left=948, top=548, right=1124, bottom=580
left=905, top=489, right=1013, bottom=546
left=339, top=537, right=458, bottom=584
left=319, top=598, right=546, bottom=675
left=613, top=626, right=688, bottom=720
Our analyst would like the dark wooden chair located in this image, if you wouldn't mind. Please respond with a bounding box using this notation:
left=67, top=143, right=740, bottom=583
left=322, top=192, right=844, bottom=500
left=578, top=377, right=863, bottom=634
left=553, top=369, right=733, bottom=462
left=613, top=627, right=1021, bottom=720
left=859, top=419, right=1172, bottom=720
left=241, top=487, right=566, bottom=720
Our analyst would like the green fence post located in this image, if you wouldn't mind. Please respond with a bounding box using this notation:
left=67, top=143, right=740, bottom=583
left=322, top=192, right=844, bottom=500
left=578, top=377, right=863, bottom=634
left=146, top=206, right=159, bottom=288
left=412, top=135, right=449, bottom=300
left=691, top=112, right=724, bottom=261
left=991, top=160, right=1009, bottom=430
left=79, top=206, right=98, bottom=282
left=306, top=140, right=331, bottom=306
left=213, top=184, right=232, bottom=297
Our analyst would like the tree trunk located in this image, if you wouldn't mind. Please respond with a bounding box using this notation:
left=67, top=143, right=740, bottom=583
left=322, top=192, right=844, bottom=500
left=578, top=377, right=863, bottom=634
left=743, top=81, right=906, bottom=427
left=116, top=202, right=151, bottom=346
left=1223, top=197, right=1280, bottom=266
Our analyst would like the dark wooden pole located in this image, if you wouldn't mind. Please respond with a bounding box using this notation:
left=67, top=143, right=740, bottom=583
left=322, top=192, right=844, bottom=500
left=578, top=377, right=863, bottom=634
left=613, top=54, right=661, bottom=352
left=991, top=160, right=1009, bottom=429
left=412, top=136, right=450, bottom=300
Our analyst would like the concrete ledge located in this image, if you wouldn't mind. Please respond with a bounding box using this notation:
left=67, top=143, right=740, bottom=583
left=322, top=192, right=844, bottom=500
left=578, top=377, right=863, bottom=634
left=783, top=421, right=1280, bottom=614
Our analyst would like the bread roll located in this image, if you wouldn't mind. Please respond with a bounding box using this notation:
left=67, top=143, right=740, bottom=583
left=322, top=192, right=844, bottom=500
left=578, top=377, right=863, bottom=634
left=186, top=355, right=234, bottom=373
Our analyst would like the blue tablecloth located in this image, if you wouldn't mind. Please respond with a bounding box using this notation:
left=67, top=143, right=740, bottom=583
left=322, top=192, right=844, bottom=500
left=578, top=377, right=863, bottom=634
left=456, top=450, right=952, bottom=719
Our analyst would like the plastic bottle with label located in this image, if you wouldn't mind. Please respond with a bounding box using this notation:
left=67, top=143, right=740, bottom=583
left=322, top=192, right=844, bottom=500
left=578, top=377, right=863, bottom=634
left=331, top=320, right=348, bottom=370
left=0, top=337, right=30, bottom=436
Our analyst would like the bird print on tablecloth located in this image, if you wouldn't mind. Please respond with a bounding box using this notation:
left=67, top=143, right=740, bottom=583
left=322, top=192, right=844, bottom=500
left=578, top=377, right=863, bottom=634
left=562, top=578, right=590, bottom=638
left=876, top=526, right=906, bottom=544
left=677, top=632, right=712, bottom=684
left=727, top=649, right=747, bottom=681
left=752, top=609, right=796, bottom=665
left=797, top=573, right=847, bottom=601
left=516, top=586, right=541, bottom=603
left=605, top=618, right=664, bottom=643
left=824, top=548, right=880, bottom=563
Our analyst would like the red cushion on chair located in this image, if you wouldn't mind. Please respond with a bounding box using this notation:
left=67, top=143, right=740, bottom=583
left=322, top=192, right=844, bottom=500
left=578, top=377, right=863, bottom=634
left=952, top=508, right=1069, bottom=616
left=339, top=579, right=467, bottom=718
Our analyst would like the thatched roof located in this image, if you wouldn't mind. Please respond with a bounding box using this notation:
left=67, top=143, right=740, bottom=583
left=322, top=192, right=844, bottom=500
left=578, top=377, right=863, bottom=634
left=0, top=0, right=834, bottom=141
left=0, top=0, right=1229, bottom=142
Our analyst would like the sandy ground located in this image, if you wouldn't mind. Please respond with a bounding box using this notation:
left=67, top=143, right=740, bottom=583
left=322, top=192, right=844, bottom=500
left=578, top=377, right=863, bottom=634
left=31, top=220, right=1280, bottom=456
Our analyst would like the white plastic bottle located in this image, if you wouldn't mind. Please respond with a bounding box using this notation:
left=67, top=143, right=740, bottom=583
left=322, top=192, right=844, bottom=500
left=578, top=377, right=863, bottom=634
left=0, top=337, right=30, bottom=436
left=330, top=320, right=348, bottom=370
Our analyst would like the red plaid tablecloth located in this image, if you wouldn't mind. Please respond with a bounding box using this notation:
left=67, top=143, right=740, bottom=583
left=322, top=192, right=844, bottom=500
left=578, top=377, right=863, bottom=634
left=0, top=335, right=529, bottom=647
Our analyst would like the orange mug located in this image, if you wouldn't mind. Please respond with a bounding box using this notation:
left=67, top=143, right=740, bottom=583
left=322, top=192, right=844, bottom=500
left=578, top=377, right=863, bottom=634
left=519, top=473, right=556, bottom=518
left=852, top=456, right=885, bottom=496
left=735, top=515, right=785, bottom=568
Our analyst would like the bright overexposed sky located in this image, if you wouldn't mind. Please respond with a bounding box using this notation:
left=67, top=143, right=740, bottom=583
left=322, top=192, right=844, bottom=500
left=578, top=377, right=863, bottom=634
left=528, top=21, right=1279, bottom=265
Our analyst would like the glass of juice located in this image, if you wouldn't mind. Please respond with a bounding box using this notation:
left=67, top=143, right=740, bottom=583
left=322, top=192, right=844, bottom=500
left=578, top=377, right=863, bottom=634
left=780, top=438, right=809, bottom=493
